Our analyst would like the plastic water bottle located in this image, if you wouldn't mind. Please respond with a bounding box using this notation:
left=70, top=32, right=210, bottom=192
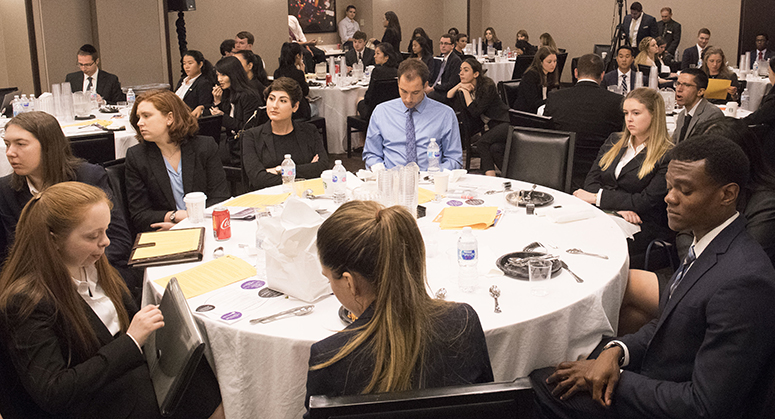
left=752, top=60, right=759, bottom=74
left=332, top=159, right=347, bottom=204
left=458, top=227, right=478, bottom=292
left=126, top=88, right=136, bottom=106
left=28, top=94, right=35, bottom=112
left=11, top=95, right=21, bottom=116
left=741, top=89, right=751, bottom=111
left=281, top=154, right=296, bottom=193
left=20, top=95, right=30, bottom=113
left=427, top=138, right=440, bottom=173
left=505, top=46, right=511, bottom=59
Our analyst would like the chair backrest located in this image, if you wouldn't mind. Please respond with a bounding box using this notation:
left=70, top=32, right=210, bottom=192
left=102, top=158, right=134, bottom=239
left=372, top=78, right=400, bottom=106
left=511, top=55, right=534, bottom=80
left=69, top=132, right=116, bottom=165
left=593, top=44, right=611, bottom=58
left=508, top=109, right=554, bottom=130
left=0, top=87, right=18, bottom=116
left=570, top=57, right=580, bottom=84
left=197, top=114, right=224, bottom=143
left=501, top=126, right=575, bottom=193
left=497, top=79, right=521, bottom=107
left=308, top=379, right=534, bottom=419
left=555, top=52, right=569, bottom=83
left=637, top=64, right=652, bottom=78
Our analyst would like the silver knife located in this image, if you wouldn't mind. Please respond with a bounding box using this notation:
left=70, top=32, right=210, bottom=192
left=249, top=305, right=315, bottom=324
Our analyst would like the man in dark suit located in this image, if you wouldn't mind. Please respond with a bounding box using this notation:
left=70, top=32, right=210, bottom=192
left=531, top=135, right=775, bottom=419
left=65, top=44, right=125, bottom=105
left=749, top=33, right=774, bottom=69
left=426, top=33, right=462, bottom=104
left=344, top=31, right=375, bottom=69
left=673, top=69, right=724, bottom=143
left=602, top=46, right=639, bottom=93
left=545, top=54, right=624, bottom=188
left=621, top=2, right=658, bottom=49
left=681, top=28, right=711, bottom=70
left=656, top=7, right=681, bottom=56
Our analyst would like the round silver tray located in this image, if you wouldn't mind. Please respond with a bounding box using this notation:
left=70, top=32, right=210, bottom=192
left=505, top=190, right=555, bottom=207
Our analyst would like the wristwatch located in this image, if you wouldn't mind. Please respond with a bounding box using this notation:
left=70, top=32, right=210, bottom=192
left=170, top=210, right=177, bottom=223
left=603, top=341, right=626, bottom=367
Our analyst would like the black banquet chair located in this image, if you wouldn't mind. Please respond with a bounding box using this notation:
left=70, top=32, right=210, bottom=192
left=511, top=55, right=534, bottom=80
left=497, top=79, right=521, bottom=107
left=508, top=109, right=554, bottom=130
left=346, top=78, right=399, bottom=157
left=69, top=132, right=116, bottom=165
left=308, top=378, right=535, bottom=419
left=501, top=126, right=575, bottom=193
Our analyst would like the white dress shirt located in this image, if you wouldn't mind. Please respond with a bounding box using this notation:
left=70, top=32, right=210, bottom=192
left=288, top=15, right=307, bottom=43
left=73, top=264, right=121, bottom=335
left=629, top=15, right=643, bottom=47
left=595, top=139, right=646, bottom=206
left=338, top=17, right=359, bottom=44
left=82, top=69, right=100, bottom=94
left=175, top=74, right=200, bottom=100
left=618, top=69, right=632, bottom=92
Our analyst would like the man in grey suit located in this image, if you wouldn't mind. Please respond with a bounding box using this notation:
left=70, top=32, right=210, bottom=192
left=672, top=69, right=723, bottom=143
left=657, top=7, right=681, bottom=56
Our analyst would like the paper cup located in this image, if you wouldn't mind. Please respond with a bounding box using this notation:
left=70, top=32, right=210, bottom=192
left=184, top=192, right=207, bottom=223
left=450, top=169, right=467, bottom=183
left=725, top=101, right=738, bottom=117
left=321, top=170, right=333, bottom=196
left=434, top=172, right=450, bottom=196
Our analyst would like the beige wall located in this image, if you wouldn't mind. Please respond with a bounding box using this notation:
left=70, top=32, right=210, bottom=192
left=0, top=0, right=34, bottom=95
left=444, top=0, right=468, bottom=38
left=480, top=0, right=741, bottom=82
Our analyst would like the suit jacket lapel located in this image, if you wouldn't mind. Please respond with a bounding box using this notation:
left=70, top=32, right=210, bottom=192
left=83, top=300, right=115, bottom=346
left=618, top=147, right=646, bottom=177
left=181, top=140, right=195, bottom=194
left=147, top=143, right=176, bottom=209
left=261, top=124, right=277, bottom=160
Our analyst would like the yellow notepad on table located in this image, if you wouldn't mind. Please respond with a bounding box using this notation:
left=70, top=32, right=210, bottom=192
left=222, top=193, right=291, bottom=208
left=418, top=187, right=435, bottom=204
left=293, top=178, right=325, bottom=196
left=155, top=255, right=257, bottom=299
left=437, top=206, right=499, bottom=230
left=705, top=79, right=731, bottom=100
left=128, top=228, right=205, bottom=267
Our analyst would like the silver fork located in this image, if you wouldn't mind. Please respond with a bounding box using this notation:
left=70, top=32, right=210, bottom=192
left=489, top=286, right=502, bottom=313
left=566, top=248, right=608, bottom=259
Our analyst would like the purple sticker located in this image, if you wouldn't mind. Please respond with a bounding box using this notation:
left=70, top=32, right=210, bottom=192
left=221, top=311, right=242, bottom=321
left=447, top=200, right=463, bottom=206
left=466, top=199, right=484, bottom=206
left=241, top=280, right=266, bottom=289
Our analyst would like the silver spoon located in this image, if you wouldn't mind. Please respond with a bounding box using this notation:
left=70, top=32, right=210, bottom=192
left=489, top=286, right=502, bottom=313
left=250, top=305, right=315, bottom=324
left=566, top=248, right=608, bottom=259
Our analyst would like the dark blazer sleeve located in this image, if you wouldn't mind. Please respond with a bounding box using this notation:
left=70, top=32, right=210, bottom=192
left=77, top=164, right=133, bottom=267
left=433, top=53, right=462, bottom=95
left=668, top=22, right=681, bottom=55
left=513, top=70, right=544, bottom=113
left=743, top=90, right=775, bottom=126
left=381, top=28, right=401, bottom=52
left=3, top=300, right=146, bottom=416
left=65, top=72, right=83, bottom=94
left=125, top=144, right=170, bottom=232
left=466, top=81, right=509, bottom=124
left=645, top=15, right=659, bottom=38
left=221, top=90, right=262, bottom=133
left=743, top=189, right=775, bottom=267
left=241, top=123, right=281, bottom=190
left=180, top=76, right=215, bottom=114
left=98, top=71, right=126, bottom=105
left=295, top=123, right=331, bottom=180
left=681, top=47, right=698, bottom=70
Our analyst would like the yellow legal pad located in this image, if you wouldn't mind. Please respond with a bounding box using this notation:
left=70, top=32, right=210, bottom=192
left=222, top=193, right=291, bottom=208
left=436, top=206, right=499, bottom=230
left=293, top=178, right=325, bottom=196
left=418, top=187, right=435, bottom=204
left=705, top=79, right=732, bottom=100
left=62, top=119, right=114, bottom=128
left=132, top=228, right=202, bottom=260
left=155, top=255, right=257, bottom=299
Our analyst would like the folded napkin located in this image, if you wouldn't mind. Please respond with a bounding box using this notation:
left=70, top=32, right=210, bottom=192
left=540, top=206, right=596, bottom=223
left=436, top=206, right=499, bottom=230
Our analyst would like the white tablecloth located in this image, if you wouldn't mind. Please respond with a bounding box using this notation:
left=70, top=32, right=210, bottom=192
left=310, top=85, right=367, bottom=154
left=482, top=60, right=516, bottom=85
left=742, top=76, right=771, bottom=111
left=144, top=174, right=629, bottom=419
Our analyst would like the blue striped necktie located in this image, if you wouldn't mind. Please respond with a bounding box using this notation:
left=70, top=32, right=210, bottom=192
left=669, top=245, right=696, bottom=299
left=405, top=107, right=417, bottom=164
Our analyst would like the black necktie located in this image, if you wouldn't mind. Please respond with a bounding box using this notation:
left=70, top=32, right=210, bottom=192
left=358, top=51, right=362, bottom=62
left=87, top=76, right=93, bottom=91
left=678, top=114, right=692, bottom=143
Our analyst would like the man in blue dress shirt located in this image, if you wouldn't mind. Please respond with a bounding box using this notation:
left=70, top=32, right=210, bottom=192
left=363, top=59, right=463, bottom=171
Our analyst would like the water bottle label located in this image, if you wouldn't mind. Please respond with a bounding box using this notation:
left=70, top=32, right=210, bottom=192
left=427, top=150, right=440, bottom=159
left=282, top=168, right=295, bottom=177
left=333, top=173, right=346, bottom=183
left=459, top=249, right=476, bottom=261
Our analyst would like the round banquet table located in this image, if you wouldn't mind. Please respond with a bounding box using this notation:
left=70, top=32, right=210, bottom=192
left=482, top=59, right=516, bottom=86
left=144, top=174, right=630, bottom=419
left=309, top=84, right=367, bottom=154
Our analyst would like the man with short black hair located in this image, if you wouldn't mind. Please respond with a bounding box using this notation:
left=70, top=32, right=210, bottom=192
left=545, top=54, right=625, bottom=188
left=338, top=5, right=360, bottom=51
left=681, top=28, right=711, bottom=70
left=749, top=33, right=773, bottom=69
left=345, top=31, right=375, bottom=69
left=234, top=31, right=254, bottom=51
left=426, top=33, right=462, bottom=104
left=65, top=44, right=125, bottom=104
left=602, top=46, right=637, bottom=93
left=363, top=59, right=462, bottom=171
left=531, top=134, right=775, bottom=419
left=621, top=2, right=658, bottom=48
left=673, top=68, right=723, bottom=143
left=220, top=39, right=236, bottom=57
left=657, top=7, right=681, bottom=56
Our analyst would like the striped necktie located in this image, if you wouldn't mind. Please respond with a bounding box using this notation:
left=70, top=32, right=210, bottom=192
left=405, top=107, right=417, bottom=164
left=669, top=245, right=696, bottom=299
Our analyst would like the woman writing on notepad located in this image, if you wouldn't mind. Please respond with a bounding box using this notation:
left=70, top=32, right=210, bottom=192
left=304, top=201, right=493, bottom=417
left=125, top=90, right=229, bottom=233
left=0, top=182, right=224, bottom=419
left=241, top=77, right=330, bottom=191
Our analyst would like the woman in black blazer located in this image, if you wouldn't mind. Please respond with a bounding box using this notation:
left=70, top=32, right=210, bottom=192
left=406, top=27, right=433, bottom=56
left=448, top=58, right=510, bottom=176
left=210, top=56, right=263, bottom=166
left=357, top=43, right=399, bottom=120
left=701, top=47, right=739, bottom=104
left=0, top=182, right=223, bottom=419
left=481, top=27, right=503, bottom=52
left=0, top=111, right=132, bottom=270
left=409, top=36, right=437, bottom=75
left=574, top=88, right=673, bottom=268
left=242, top=78, right=329, bottom=191
left=273, top=42, right=312, bottom=121
left=513, top=46, right=559, bottom=113
left=126, top=90, right=229, bottom=233
left=305, top=201, right=493, bottom=417
left=174, top=50, right=215, bottom=118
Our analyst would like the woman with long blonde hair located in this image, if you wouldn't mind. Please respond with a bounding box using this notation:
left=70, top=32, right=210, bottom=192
left=574, top=88, right=674, bottom=268
left=304, top=201, right=493, bottom=414
left=0, top=182, right=223, bottom=418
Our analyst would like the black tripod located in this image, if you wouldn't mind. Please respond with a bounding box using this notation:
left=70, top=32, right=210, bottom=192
left=605, top=0, right=628, bottom=72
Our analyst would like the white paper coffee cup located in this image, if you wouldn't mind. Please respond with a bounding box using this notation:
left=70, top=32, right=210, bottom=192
left=184, top=192, right=207, bottom=223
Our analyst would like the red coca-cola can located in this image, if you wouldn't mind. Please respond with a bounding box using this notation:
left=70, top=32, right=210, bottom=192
left=325, top=74, right=332, bottom=85
left=212, top=207, right=231, bottom=241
